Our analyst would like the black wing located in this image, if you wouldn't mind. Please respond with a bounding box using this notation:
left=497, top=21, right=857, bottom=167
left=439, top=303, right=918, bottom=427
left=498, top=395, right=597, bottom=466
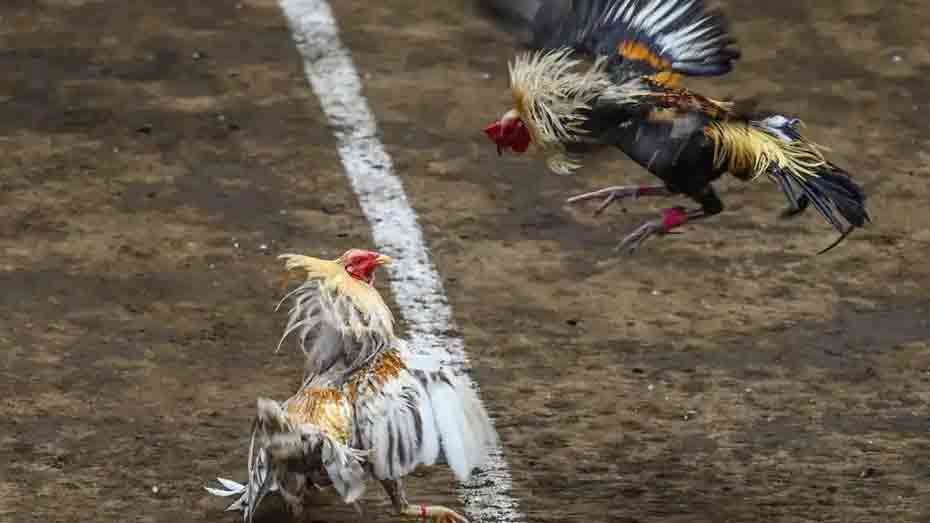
left=531, top=0, right=740, bottom=85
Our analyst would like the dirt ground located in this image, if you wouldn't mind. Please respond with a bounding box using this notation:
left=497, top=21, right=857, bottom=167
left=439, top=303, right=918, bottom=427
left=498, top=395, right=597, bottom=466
left=2, top=1, right=929, bottom=522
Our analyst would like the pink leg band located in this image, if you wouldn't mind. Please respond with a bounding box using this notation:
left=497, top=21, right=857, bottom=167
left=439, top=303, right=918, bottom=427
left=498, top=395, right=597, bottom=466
left=660, top=207, right=689, bottom=230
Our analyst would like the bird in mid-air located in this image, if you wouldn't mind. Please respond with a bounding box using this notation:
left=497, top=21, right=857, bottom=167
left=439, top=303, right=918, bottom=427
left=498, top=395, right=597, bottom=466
left=205, top=250, right=496, bottom=523
left=483, top=0, right=870, bottom=253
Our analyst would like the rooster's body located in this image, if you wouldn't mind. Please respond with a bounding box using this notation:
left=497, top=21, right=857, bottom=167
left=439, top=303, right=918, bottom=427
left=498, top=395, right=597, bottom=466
left=206, top=251, right=496, bottom=523
left=485, top=0, right=870, bottom=253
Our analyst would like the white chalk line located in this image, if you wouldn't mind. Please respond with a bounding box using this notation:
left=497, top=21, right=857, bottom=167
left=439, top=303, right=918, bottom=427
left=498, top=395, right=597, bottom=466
left=278, top=1, right=523, bottom=521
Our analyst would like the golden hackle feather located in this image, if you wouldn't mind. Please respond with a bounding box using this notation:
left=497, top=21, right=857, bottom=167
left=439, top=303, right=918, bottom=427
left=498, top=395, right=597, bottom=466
left=509, top=48, right=626, bottom=174
left=703, top=121, right=828, bottom=182
left=285, top=388, right=353, bottom=444
left=346, top=349, right=406, bottom=400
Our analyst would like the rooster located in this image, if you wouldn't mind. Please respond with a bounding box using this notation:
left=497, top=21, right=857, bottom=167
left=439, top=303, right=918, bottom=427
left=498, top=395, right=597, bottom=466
left=206, top=250, right=497, bottom=523
left=483, top=0, right=870, bottom=253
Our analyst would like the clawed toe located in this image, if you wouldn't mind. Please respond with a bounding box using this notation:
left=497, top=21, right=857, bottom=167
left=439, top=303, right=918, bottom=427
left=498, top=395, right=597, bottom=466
left=616, top=206, right=701, bottom=253
left=616, top=220, right=664, bottom=254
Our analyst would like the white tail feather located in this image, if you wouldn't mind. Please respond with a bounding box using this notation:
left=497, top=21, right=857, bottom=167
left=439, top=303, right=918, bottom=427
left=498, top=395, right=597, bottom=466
left=429, top=378, right=471, bottom=479
left=415, top=384, right=441, bottom=466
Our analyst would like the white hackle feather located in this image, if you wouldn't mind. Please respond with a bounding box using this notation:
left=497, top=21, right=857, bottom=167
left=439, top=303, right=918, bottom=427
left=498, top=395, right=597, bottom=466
left=276, top=254, right=395, bottom=375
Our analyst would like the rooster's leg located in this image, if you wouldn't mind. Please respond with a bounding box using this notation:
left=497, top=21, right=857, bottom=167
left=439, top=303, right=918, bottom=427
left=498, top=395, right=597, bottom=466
left=617, top=187, right=723, bottom=254
left=567, top=184, right=671, bottom=215
left=380, top=478, right=468, bottom=523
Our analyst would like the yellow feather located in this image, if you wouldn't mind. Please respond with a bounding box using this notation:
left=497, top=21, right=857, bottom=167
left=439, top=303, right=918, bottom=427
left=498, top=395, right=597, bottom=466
left=703, top=122, right=827, bottom=181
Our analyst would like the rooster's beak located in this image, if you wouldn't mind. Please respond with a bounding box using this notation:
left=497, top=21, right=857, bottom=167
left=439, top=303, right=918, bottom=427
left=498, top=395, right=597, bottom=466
left=375, top=254, right=393, bottom=265
left=484, top=121, right=504, bottom=157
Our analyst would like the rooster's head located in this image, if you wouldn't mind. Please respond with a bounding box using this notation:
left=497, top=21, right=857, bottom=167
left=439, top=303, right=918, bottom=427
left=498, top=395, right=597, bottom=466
left=338, top=249, right=392, bottom=284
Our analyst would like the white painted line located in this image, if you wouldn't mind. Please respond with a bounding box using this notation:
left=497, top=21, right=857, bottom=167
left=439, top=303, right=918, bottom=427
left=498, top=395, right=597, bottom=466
left=278, top=1, right=523, bottom=521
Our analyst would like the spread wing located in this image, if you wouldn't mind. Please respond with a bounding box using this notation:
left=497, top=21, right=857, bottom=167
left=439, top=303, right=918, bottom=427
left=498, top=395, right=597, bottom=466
left=351, top=349, right=497, bottom=482
left=530, top=0, right=740, bottom=86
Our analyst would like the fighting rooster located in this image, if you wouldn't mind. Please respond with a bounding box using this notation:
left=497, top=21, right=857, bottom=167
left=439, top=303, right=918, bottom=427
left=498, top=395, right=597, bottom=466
left=484, top=0, right=870, bottom=253
left=206, top=250, right=497, bottom=523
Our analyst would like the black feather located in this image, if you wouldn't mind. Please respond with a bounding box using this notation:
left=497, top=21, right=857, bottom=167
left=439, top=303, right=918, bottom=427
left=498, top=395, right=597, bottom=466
left=810, top=169, right=870, bottom=228
left=770, top=165, right=870, bottom=234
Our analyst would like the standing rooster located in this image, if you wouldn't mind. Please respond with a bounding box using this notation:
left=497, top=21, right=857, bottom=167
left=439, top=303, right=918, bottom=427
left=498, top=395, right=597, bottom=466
left=206, top=250, right=496, bottom=523
left=484, top=0, right=870, bottom=253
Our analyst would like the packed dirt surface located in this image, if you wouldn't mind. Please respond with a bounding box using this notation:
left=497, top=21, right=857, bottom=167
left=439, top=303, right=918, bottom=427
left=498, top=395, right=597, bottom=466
left=2, top=1, right=929, bottom=522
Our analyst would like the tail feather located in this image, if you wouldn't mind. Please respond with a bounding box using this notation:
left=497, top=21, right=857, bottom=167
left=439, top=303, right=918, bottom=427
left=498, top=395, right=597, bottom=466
left=417, top=369, right=497, bottom=481
left=766, top=157, right=869, bottom=235
left=811, top=169, right=870, bottom=228
left=706, top=115, right=870, bottom=250
left=429, top=380, right=470, bottom=479
left=204, top=434, right=273, bottom=521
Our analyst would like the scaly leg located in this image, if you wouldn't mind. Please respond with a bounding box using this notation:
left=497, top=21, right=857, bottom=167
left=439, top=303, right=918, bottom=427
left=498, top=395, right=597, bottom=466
left=380, top=479, right=468, bottom=523
left=566, top=184, right=672, bottom=215
left=617, top=186, right=724, bottom=254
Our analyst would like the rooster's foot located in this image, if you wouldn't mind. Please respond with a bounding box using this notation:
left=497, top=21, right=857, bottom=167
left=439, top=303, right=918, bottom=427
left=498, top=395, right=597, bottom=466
left=617, top=207, right=693, bottom=254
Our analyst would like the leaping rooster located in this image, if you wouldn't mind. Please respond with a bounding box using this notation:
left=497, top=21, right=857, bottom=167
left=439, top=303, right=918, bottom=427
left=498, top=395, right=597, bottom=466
left=206, top=250, right=496, bottom=523
left=484, top=0, right=870, bottom=253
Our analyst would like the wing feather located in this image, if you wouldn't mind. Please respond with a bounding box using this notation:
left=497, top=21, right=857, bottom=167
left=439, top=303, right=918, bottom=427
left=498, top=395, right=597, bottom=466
left=530, top=0, right=739, bottom=85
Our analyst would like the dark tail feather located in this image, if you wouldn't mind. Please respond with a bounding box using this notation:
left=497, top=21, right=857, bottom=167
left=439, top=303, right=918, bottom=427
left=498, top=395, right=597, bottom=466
left=817, top=226, right=854, bottom=255
left=771, top=165, right=870, bottom=251
left=811, top=169, right=870, bottom=228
